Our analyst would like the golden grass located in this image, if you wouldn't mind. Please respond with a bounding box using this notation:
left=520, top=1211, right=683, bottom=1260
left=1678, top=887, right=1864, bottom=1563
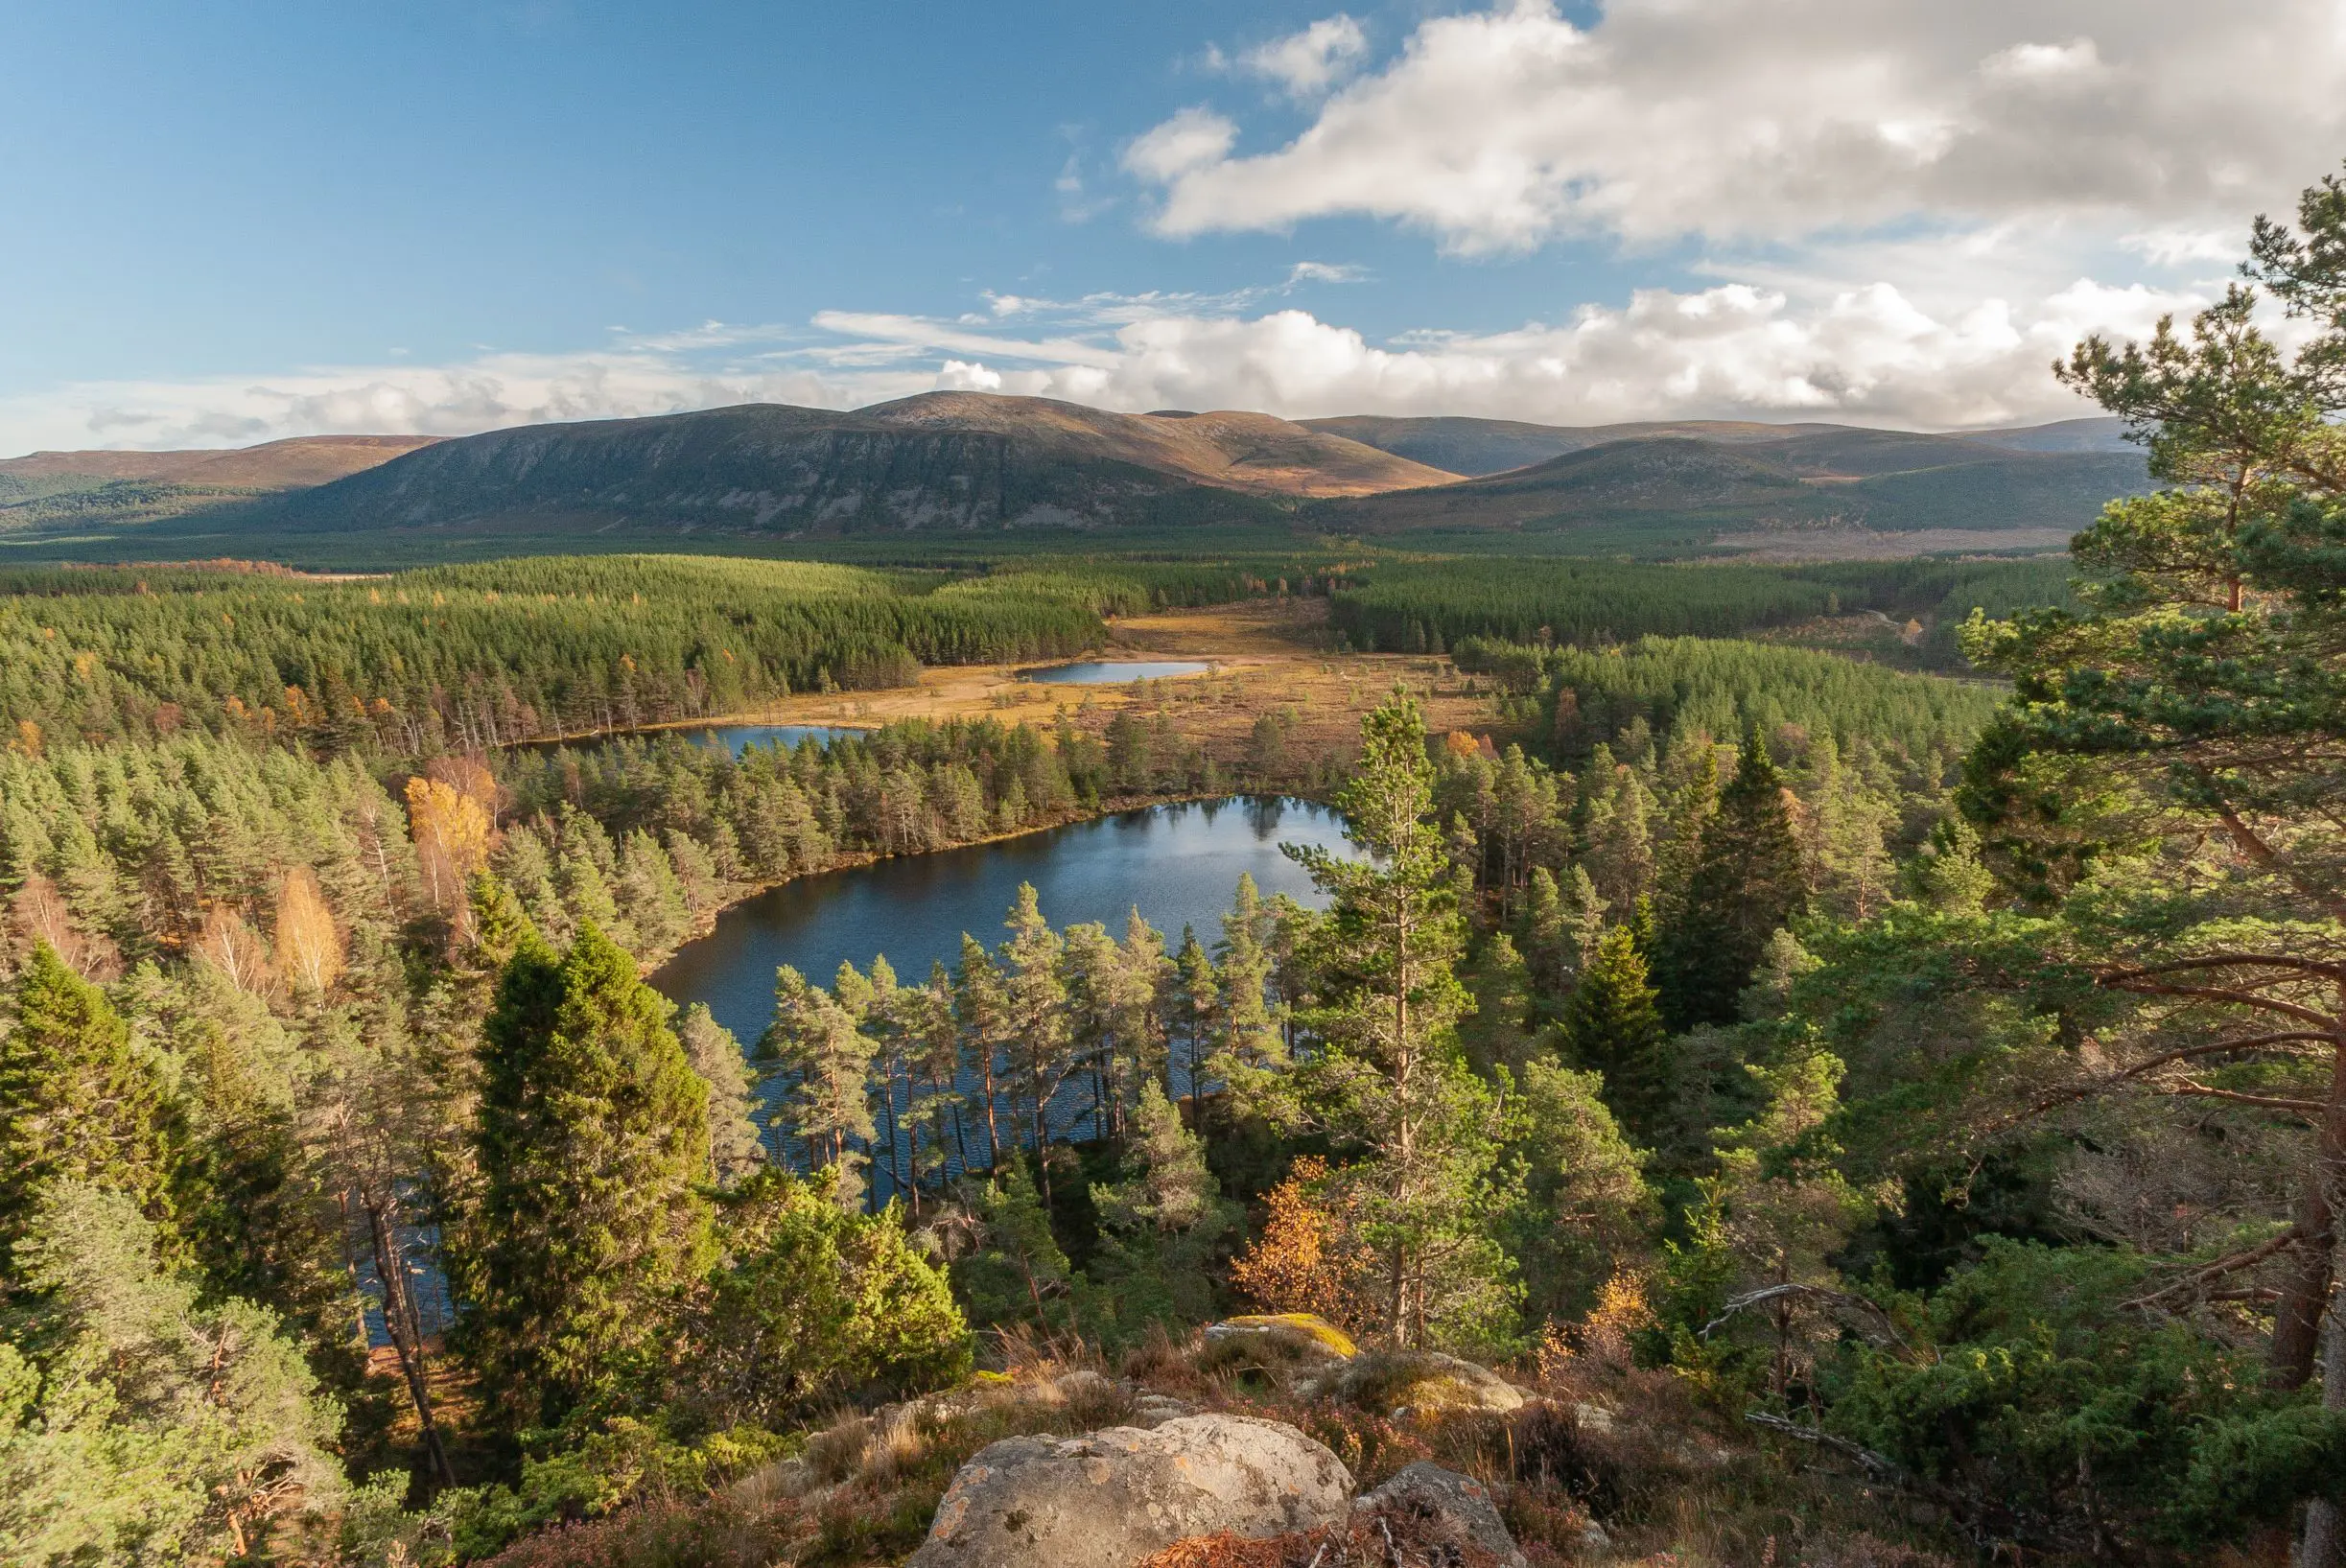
left=669, top=599, right=1514, bottom=769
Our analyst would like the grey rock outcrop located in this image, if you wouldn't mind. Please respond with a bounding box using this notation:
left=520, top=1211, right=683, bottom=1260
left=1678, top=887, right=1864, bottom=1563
left=907, top=1413, right=1353, bottom=1568
left=1302, top=1349, right=1527, bottom=1417
left=1358, top=1463, right=1526, bottom=1567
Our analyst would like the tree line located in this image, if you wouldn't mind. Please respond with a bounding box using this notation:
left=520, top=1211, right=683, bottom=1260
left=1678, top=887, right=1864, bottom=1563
left=1330, top=554, right=2073, bottom=671
left=0, top=556, right=1129, bottom=752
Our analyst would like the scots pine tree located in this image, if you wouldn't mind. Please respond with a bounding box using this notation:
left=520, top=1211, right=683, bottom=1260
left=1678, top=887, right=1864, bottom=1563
left=0, top=942, right=177, bottom=1251
left=1657, top=730, right=1806, bottom=1029
left=1084, top=1080, right=1234, bottom=1340
left=457, top=923, right=715, bottom=1427
left=1560, top=925, right=1674, bottom=1146
left=1279, top=690, right=1513, bottom=1347
left=678, top=1003, right=764, bottom=1188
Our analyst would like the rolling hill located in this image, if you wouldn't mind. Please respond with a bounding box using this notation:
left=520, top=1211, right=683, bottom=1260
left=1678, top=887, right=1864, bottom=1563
left=1309, top=428, right=2150, bottom=547
left=0, top=434, right=440, bottom=531
left=0, top=397, right=2149, bottom=562
left=226, top=395, right=1461, bottom=539
left=1303, top=412, right=2134, bottom=477
left=1301, top=415, right=1844, bottom=477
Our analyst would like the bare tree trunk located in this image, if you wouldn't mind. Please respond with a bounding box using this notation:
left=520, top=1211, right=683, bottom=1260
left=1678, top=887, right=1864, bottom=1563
left=980, top=1055, right=1001, bottom=1174
left=2277, top=1040, right=2346, bottom=1387
left=2295, top=1269, right=2345, bottom=1568
left=881, top=1051, right=905, bottom=1206
left=364, top=1194, right=456, bottom=1487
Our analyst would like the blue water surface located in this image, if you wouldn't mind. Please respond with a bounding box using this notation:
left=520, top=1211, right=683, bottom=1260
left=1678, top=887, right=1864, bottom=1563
left=652, top=796, right=1346, bottom=1047
left=1020, top=660, right=1212, bottom=685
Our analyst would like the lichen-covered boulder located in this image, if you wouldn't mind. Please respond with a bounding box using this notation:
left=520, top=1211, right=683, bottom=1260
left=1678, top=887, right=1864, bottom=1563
left=1203, top=1313, right=1359, bottom=1361
left=907, top=1413, right=1354, bottom=1568
left=1358, top=1463, right=1526, bottom=1567
left=1302, top=1350, right=1526, bottom=1417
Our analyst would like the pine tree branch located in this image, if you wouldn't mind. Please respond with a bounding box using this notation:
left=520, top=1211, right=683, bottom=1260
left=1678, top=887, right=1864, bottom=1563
left=2118, top=1229, right=2309, bottom=1311
left=1701, top=1283, right=1914, bottom=1355
left=2112, top=1032, right=2336, bottom=1078
left=2099, top=979, right=2340, bottom=1031
left=2210, top=803, right=2346, bottom=925
left=2098, top=953, right=2346, bottom=985
left=2170, top=1082, right=2329, bottom=1115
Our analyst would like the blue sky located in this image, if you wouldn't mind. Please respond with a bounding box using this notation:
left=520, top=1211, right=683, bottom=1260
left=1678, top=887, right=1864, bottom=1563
left=3, top=1, right=2336, bottom=453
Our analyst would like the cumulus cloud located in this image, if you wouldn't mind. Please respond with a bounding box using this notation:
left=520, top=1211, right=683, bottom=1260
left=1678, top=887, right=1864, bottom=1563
left=1130, top=0, right=2346, bottom=251
left=1237, top=16, right=1369, bottom=97
left=0, top=269, right=2216, bottom=456
left=1286, top=261, right=1368, bottom=285
left=0, top=348, right=887, bottom=456
left=1123, top=106, right=1238, bottom=183
left=959, top=278, right=2199, bottom=430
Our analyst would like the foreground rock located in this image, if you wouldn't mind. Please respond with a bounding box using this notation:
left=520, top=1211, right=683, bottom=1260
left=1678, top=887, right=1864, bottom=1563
left=907, top=1413, right=1354, bottom=1568
left=1202, top=1313, right=1359, bottom=1361
left=1359, top=1463, right=1528, bottom=1567
left=1302, top=1349, right=1527, bottom=1417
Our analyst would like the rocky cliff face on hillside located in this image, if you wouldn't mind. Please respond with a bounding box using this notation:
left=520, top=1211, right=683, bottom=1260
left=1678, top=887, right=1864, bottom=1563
left=249, top=396, right=1460, bottom=537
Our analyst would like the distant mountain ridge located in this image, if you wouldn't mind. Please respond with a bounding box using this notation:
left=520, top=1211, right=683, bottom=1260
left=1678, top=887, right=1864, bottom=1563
left=237, top=395, right=1459, bottom=538
left=1311, top=429, right=2150, bottom=543
left=0, top=435, right=440, bottom=531
left=1303, top=412, right=2134, bottom=477
left=0, top=434, right=440, bottom=489
left=1, top=397, right=2148, bottom=556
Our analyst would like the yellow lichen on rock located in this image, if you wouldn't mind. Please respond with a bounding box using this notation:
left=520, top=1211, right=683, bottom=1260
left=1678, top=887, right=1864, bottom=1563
left=1207, top=1314, right=1359, bottom=1360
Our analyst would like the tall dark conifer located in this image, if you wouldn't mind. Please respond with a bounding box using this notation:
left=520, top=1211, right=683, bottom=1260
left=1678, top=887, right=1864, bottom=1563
left=0, top=941, right=177, bottom=1251
left=1656, top=730, right=1807, bottom=1030
left=456, top=923, right=715, bottom=1427
left=1559, top=925, right=1672, bottom=1146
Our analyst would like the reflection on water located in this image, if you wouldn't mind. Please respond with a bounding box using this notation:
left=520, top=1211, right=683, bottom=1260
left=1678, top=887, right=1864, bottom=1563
left=652, top=797, right=1345, bottom=1048
left=510, top=723, right=865, bottom=758
left=687, top=723, right=864, bottom=757
left=1021, top=660, right=1212, bottom=685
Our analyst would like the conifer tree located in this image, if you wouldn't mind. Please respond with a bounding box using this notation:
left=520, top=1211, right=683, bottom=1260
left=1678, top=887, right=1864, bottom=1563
left=1, top=1182, right=344, bottom=1561
left=678, top=1003, right=764, bottom=1187
left=1522, top=864, right=1608, bottom=996
left=1579, top=748, right=1655, bottom=911
left=1279, top=690, right=1513, bottom=1346
left=1652, top=736, right=1721, bottom=921
left=953, top=935, right=1010, bottom=1173
left=951, top=1156, right=1071, bottom=1328
left=1113, top=907, right=1173, bottom=1116
left=1559, top=926, right=1674, bottom=1147
left=763, top=966, right=877, bottom=1193
left=1060, top=919, right=1123, bottom=1140
left=1501, top=1060, right=1654, bottom=1322
left=1085, top=1081, right=1233, bottom=1337
left=1000, top=883, right=1069, bottom=1163
left=845, top=955, right=907, bottom=1205
left=903, top=961, right=965, bottom=1199
left=1166, top=926, right=1219, bottom=1111
left=1656, top=730, right=1807, bottom=1029
left=1212, top=874, right=1283, bottom=1073
left=0, top=941, right=177, bottom=1251
left=679, top=1168, right=971, bottom=1428
left=457, top=923, right=715, bottom=1427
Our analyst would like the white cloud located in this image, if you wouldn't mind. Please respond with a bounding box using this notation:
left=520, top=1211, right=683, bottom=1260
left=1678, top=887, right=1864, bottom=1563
left=1129, top=0, right=2346, bottom=252
left=1123, top=106, right=1238, bottom=183
left=1286, top=261, right=1368, bottom=285
left=0, top=270, right=2210, bottom=456
left=1238, top=16, right=1369, bottom=97
left=2121, top=226, right=2240, bottom=266
left=1981, top=38, right=2105, bottom=82
left=0, top=349, right=884, bottom=456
